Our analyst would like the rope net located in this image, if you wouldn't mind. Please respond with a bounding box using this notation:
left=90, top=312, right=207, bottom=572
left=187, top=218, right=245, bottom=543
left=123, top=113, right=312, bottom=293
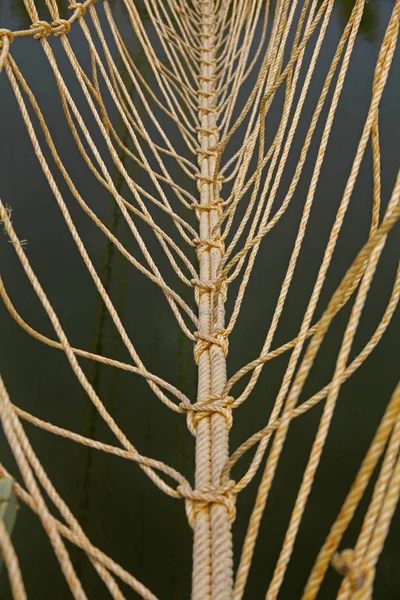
left=0, top=0, right=399, bottom=598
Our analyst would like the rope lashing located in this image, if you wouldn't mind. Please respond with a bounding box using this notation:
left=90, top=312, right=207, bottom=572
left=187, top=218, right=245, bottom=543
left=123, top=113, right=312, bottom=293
left=194, top=174, right=225, bottom=190
left=177, top=482, right=236, bottom=528
left=192, top=277, right=214, bottom=305
left=332, top=549, right=374, bottom=599
left=193, top=236, right=225, bottom=256
left=180, top=394, right=234, bottom=435
left=196, top=125, right=221, bottom=139
left=199, top=32, right=214, bottom=40
left=199, top=58, right=216, bottom=67
left=193, top=329, right=229, bottom=364
left=197, top=74, right=215, bottom=83
left=196, top=147, right=218, bottom=159
left=198, top=46, right=216, bottom=53
left=196, top=91, right=216, bottom=99
left=191, top=278, right=216, bottom=292
left=191, top=275, right=227, bottom=307
left=191, top=201, right=224, bottom=217
left=198, top=105, right=219, bottom=116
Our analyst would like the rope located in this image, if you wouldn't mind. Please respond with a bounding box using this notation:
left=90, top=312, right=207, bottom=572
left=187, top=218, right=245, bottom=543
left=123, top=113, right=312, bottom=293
left=190, top=2, right=233, bottom=597
left=0, top=518, right=27, bottom=600
left=0, top=0, right=399, bottom=598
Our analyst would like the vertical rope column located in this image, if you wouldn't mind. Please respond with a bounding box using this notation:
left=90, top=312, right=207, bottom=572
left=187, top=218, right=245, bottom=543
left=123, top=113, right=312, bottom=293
left=191, top=1, right=233, bottom=599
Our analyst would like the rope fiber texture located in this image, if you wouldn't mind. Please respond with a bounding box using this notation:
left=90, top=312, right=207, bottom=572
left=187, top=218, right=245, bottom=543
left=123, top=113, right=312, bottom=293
left=0, top=0, right=399, bottom=598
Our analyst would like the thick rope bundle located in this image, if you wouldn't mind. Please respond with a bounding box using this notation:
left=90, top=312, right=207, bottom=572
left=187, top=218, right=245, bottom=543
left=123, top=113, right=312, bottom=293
left=0, top=0, right=399, bottom=598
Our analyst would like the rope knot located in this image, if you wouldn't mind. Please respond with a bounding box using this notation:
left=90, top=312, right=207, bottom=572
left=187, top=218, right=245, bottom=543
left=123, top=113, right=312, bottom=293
left=30, top=21, right=52, bottom=39
left=332, top=550, right=372, bottom=597
left=0, top=29, right=14, bottom=46
left=52, top=19, right=71, bottom=37
left=177, top=482, right=236, bottom=528
left=193, top=329, right=229, bottom=364
left=69, top=3, right=87, bottom=17
left=180, top=394, right=234, bottom=435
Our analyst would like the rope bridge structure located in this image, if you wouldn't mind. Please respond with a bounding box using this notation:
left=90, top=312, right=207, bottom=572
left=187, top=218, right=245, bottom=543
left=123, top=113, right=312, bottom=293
left=0, top=0, right=399, bottom=597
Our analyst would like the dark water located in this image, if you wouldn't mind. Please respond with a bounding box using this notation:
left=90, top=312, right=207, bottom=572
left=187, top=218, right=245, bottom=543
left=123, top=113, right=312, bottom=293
left=0, top=1, right=399, bottom=598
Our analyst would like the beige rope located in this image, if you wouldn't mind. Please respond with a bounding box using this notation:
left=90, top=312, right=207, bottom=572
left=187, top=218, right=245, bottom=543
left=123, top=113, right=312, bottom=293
left=1, top=1, right=399, bottom=598
left=334, top=418, right=400, bottom=599
left=0, top=518, right=27, bottom=600
left=0, top=377, right=88, bottom=599
left=190, top=2, right=234, bottom=598
left=0, top=461, right=159, bottom=600
left=303, top=382, right=400, bottom=600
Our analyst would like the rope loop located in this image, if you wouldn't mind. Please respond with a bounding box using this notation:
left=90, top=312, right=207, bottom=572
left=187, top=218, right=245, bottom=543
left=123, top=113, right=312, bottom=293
left=30, top=21, right=52, bottom=39
left=332, top=550, right=373, bottom=598
left=52, top=19, right=71, bottom=37
left=177, top=482, right=236, bottom=528
left=68, top=3, right=87, bottom=17
left=0, top=29, right=14, bottom=45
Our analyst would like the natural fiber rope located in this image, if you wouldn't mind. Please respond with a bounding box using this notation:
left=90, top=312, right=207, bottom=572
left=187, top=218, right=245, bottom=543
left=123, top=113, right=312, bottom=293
left=1, top=0, right=399, bottom=599
left=0, top=518, right=27, bottom=600
left=189, top=2, right=234, bottom=598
